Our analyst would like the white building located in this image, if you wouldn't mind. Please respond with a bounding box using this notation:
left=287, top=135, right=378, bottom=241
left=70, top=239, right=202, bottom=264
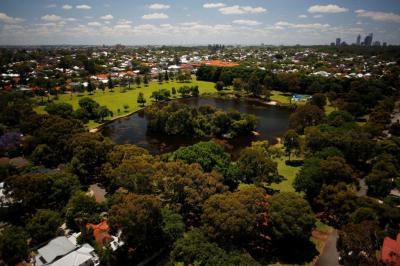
left=34, top=236, right=100, bottom=266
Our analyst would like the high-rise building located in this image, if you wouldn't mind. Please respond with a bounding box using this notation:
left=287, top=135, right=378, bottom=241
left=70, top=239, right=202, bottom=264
left=336, top=38, right=341, bottom=46
left=364, top=33, right=373, bottom=47
left=356, top=34, right=361, bottom=45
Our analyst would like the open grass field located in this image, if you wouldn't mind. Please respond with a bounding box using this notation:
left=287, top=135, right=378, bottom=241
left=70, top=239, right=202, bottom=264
left=34, top=79, right=218, bottom=129
left=269, top=155, right=301, bottom=193
left=270, top=90, right=294, bottom=105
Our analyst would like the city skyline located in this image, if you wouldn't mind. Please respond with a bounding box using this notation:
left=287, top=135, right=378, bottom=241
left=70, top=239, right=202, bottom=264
left=0, top=0, right=400, bottom=45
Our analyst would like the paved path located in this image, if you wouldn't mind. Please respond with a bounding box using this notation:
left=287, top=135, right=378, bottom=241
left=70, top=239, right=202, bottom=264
left=316, top=230, right=340, bottom=266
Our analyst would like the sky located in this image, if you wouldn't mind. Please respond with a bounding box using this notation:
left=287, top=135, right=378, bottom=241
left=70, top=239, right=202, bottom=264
left=0, top=0, right=400, bottom=45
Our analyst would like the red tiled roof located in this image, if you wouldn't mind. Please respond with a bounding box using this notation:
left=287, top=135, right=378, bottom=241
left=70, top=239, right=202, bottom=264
left=381, top=234, right=400, bottom=266
left=86, top=220, right=113, bottom=246
left=200, top=60, right=240, bottom=67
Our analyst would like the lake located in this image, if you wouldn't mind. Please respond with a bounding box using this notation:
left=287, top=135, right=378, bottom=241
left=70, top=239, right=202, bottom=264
left=101, top=97, right=292, bottom=154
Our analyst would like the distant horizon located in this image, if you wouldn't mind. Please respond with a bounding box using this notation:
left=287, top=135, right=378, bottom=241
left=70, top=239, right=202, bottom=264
left=1, top=0, right=400, bottom=45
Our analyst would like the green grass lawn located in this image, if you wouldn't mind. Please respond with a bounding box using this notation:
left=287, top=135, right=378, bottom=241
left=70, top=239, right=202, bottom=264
left=34, top=79, right=218, bottom=129
left=269, top=155, right=301, bottom=193
left=270, top=90, right=293, bottom=105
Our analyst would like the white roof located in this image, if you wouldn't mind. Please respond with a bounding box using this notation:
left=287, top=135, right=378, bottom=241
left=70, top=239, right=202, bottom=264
left=36, top=236, right=76, bottom=265
left=51, top=244, right=97, bottom=266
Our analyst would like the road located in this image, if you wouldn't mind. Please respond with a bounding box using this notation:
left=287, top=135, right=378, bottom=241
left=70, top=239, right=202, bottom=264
left=316, top=230, right=340, bottom=266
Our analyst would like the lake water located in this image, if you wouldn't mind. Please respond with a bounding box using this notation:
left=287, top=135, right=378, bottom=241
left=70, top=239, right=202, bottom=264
left=101, top=97, right=292, bottom=154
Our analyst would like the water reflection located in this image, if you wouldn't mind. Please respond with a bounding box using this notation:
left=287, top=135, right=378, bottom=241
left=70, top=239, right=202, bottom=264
left=101, top=97, right=292, bottom=154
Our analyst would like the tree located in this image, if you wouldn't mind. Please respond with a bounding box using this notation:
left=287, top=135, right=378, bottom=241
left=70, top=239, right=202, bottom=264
left=31, top=144, right=59, bottom=167
left=151, top=161, right=227, bottom=223
left=3, top=171, right=80, bottom=217
left=135, top=76, right=141, bottom=88
left=109, top=193, right=163, bottom=249
left=158, top=73, right=164, bottom=83
left=365, top=154, right=398, bottom=197
left=99, top=82, right=106, bottom=94
left=87, top=80, right=94, bottom=95
left=310, top=93, right=327, bottom=109
left=201, top=187, right=267, bottom=243
left=161, top=208, right=185, bottom=244
left=97, top=106, right=113, bottom=122
left=337, top=221, right=379, bottom=266
left=108, top=77, right=114, bottom=90
left=65, top=191, right=101, bottom=230
left=68, top=132, right=113, bottom=183
left=232, top=78, right=243, bottom=91
left=171, top=87, right=176, bottom=96
left=137, top=92, right=146, bottom=107
left=314, top=183, right=358, bottom=227
left=289, top=104, right=324, bottom=133
left=268, top=192, right=316, bottom=242
left=170, top=229, right=260, bottom=266
left=237, top=144, right=281, bottom=185
left=77, top=97, right=100, bottom=120
left=215, top=81, right=224, bottom=91
left=191, top=85, right=200, bottom=97
left=106, top=155, right=154, bottom=193
left=164, top=70, right=169, bottom=82
left=248, top=72, right=262, bottom=96
left=44, top=102, right=74, bottom=119
left=283, top=129, right=300, bottom=161
left=0, top=227, right=29, bottom=266
left=171, top=141, right=239, bottom=190
left=143, top=74, right=149, bottom=86
left=27, top=209, right=62, bottom=245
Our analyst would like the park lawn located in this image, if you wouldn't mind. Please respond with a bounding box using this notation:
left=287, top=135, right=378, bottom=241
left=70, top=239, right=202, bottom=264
left=34, top=79, right=217, bottom=129
left=269, top=155, right=301, bottom=193
left=325, top=99, right=336, bottom=115
left=270, top=90, right=292, bottom=104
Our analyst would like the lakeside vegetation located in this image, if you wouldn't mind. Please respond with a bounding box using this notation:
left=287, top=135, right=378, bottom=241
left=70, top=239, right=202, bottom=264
left=34, top=79, right=221, bottom=129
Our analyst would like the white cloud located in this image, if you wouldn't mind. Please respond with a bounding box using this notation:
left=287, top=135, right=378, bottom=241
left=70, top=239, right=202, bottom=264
left=275, top=21, right=331, bottom=30
left=76, top=5, right=92, bottom=10
left=298, top=14, right=308, bottom=18
left=100, top=14, right=114, bottom=20
left=115, top=24, right=132, bottom=30
left=41, top=14, right=62, bottom=22
left=233, top=19, right=261, bottom=26
left=46, top=4, right=57, bottom=8
left=88, top=22, right=101, bottom=27
left=355, top=10, right=400, bottom=23
left=62, top=5, right=73, bottom=10
left=118, top=19, right=132, bottom=24
left=65, top=18, right=77, bottom=21
left=308, top=4, right=348, bottom=14
left=314, top=14, right=323, bottom=18
left=142, top=13, right=169, bottom=19
left=219, top=5, right=267, bottom=15
left=203, top=3, right=226, bottom=9
left=0, top=12, right=24, bottom=24
left=149, top=3, right=170, bottom=10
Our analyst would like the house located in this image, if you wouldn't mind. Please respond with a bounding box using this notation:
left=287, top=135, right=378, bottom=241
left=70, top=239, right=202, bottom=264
left=381, top=234, right=400, bottom=266
left=34, top=236, right=76, bottom=265
left=86, top=220, right=124, bottom=251
left=50, top=244, right=100, bottom=266
left=34, top=236, right=100, bottom=266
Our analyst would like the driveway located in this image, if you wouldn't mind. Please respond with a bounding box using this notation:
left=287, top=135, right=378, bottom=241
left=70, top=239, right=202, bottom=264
left=316, top=230, right=340, bottom=266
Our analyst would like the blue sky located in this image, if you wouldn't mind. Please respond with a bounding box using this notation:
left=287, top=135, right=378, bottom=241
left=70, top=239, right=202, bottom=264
left=0, top=0, right=399, bottom=45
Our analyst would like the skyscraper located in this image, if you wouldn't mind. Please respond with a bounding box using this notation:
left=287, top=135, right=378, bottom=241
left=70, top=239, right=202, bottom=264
left=356, top=34, right=361, bottom=45
left=336, top=38, right=341, bottom=46
left=364, top=33, right=373, bottom=47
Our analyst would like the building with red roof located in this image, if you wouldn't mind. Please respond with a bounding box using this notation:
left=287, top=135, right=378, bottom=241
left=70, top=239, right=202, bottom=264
left=86, top=220, right=113, bottom=247
left=86, top=220, right=124, bottom=251
left=381, top=234, right=400, bottom=266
